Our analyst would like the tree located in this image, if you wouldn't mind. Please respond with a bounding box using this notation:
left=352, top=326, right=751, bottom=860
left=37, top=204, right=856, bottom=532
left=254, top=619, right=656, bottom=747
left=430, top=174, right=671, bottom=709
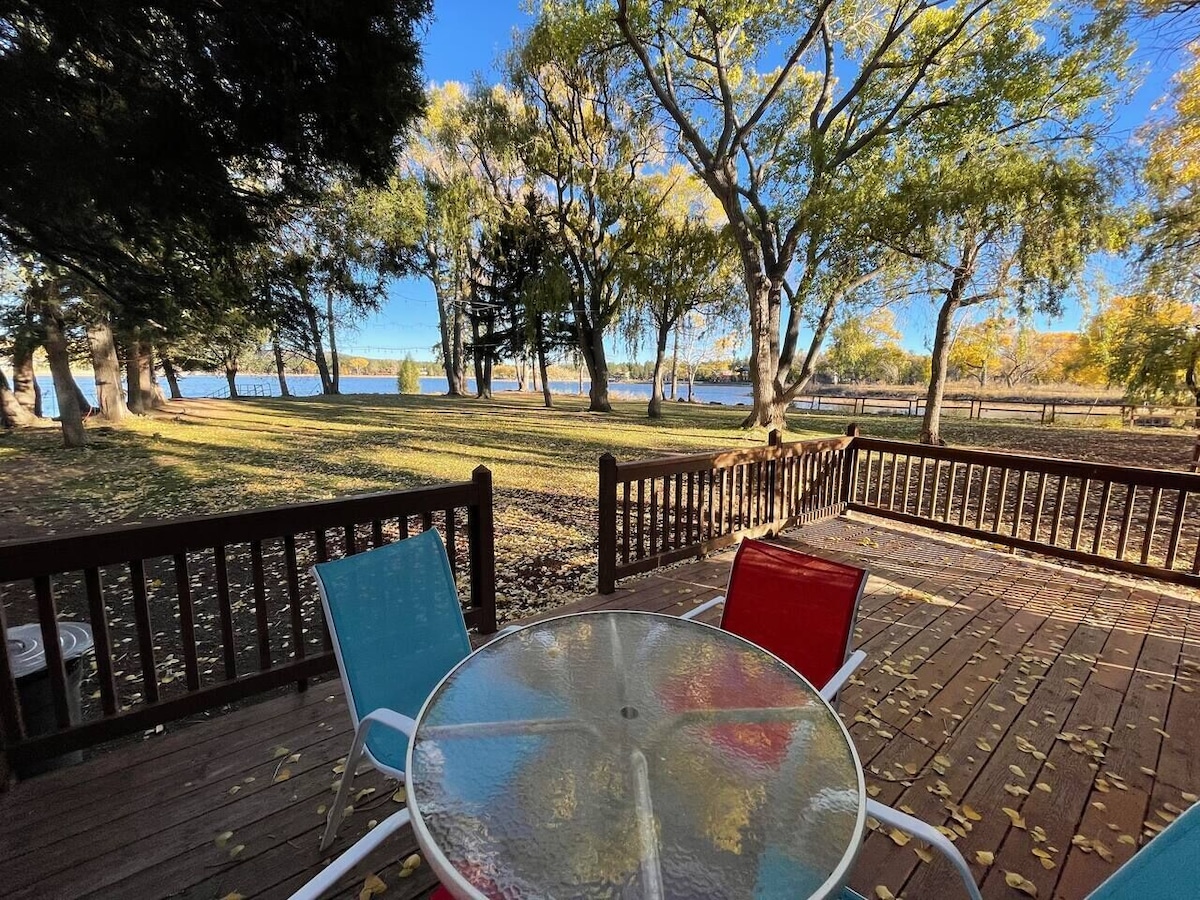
left=593, top=0, right=1124, bottom=428
left=823, top=310, right=905, bottom=385
left=397, top=355, right=422, bottom=394
left=623, top=169, right=742, bottom=417
left=0, top=1, right=430, bottom=311
left=511, top=14, right=663, bottom=413
left=948, top=311, right=1009, bottom=387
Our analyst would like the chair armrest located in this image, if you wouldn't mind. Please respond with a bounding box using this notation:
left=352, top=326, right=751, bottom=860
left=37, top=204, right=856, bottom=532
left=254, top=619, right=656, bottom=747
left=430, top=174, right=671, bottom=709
left=681, top=595, right=725, bottom=621
left=288, top=808, right=412, bottom=900
left=360, top=708, right=417, bottom=740
left=819, top=649, right=867, bottom=702
left=866, top=799, right=983, bottom=900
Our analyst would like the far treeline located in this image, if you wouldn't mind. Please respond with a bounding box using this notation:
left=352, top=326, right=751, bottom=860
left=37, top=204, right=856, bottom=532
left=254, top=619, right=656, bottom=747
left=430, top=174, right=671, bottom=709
left=1, top=0, right=1198, bottom=448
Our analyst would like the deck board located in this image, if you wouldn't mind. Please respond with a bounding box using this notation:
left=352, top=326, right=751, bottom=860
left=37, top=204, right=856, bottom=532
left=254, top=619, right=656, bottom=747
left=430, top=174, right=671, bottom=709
left=4, top=514, right=1200, bottom=899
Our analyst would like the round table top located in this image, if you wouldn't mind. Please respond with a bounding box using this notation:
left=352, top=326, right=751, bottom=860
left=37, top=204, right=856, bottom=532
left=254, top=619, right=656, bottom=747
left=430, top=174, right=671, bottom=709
left=407, top=610, right=865, bottom=900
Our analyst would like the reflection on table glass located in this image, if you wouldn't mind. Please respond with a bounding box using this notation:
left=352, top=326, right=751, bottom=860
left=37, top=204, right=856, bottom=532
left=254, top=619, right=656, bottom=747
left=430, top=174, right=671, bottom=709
left=410, top=611, right=864, bottom=900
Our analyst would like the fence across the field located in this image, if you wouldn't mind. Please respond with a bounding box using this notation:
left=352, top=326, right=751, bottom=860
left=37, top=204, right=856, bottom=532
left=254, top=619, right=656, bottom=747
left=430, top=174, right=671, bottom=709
left=793, top=394, right=1196, bottom=427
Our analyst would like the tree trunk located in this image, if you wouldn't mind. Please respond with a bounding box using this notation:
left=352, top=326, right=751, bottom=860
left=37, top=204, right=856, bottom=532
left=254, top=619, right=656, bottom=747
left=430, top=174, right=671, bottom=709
left=273, top=337, right=291, bottom=397
left=87, top=318, right=129, bottom=421
left=471, top=316, right=487, bottom=399
left=668, top=326, right=679, bottom=401
left=125, top=336, right=157, bottom=413
left=12, top=342, right=41, bottom=417
left=225, top=362, right=239, bottom=399
left=687, top=367, right=696, bottom=402
left=326, top=294, right=340, bottom=394
left=41, top=300, right=87, bottom=447
left=435, top=287, right=468, bottom=396
left=0, top=368, right=37, bottom=427
left=515, top=356, right=526, bottom=392
left=577, top=322, right=611, bottom=413
left=537, top=344, right=552, bottom=409
left=304, top=302, right=333, bottom=394
left=740, top=278, right=787, bottom=429
left=160, top=354, right=183, bottom=400
left=921, top=296, right=963, bottom=446
left=648, top=320, right=670, bottom=419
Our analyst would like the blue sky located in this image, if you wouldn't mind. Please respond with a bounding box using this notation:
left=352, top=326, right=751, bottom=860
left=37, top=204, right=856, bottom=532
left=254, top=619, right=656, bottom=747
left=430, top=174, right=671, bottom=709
left=343, top=1, right=1184, bottom=360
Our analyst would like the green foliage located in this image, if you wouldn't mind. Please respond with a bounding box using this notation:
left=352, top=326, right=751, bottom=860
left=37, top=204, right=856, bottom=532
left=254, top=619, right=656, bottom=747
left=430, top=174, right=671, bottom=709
left=397, top=356, right=422, bottom=394
left=822, top=310, right=905, bottom=384
left=1081, top=295, right=1200, bottom=406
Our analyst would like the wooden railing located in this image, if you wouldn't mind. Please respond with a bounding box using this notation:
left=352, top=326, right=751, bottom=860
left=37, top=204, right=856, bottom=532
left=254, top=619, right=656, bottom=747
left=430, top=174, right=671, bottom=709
left=597, top=431, right=855, bottom=593
left=847, top=439, right=1200, bottom=589
left=0, top=467, right=497, bottom=772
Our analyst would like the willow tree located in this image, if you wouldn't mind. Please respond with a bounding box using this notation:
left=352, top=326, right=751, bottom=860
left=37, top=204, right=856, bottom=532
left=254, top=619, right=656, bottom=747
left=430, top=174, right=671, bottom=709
left=572, top=0, right=1127, bottom=428
left=511, top=16, right=663, bottom=413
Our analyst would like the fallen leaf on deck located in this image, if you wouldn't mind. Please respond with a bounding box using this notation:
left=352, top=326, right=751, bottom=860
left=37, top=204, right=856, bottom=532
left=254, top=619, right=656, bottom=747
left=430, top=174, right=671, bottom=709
left=875, top=887, right=895, bottom=900
left=962, top=805, right=982, bottom=822
left=273, top=768, right=291, bottom=783
left=215, top=831, right=234, bottom=849
left=888, top=829, right=911, bottom=846
left=403, top=853, right=422, bottom=870
left=271, top=746, right=290, bottom=759
left=219, top=894, right=244, bottom=900
left=229, top=844, right=245, bottom=858
left=915, top=846, right=934, bottom=864
left=358, top=873, right=387, bottom=899
left=1005, top=871, right=1038, bottom=897
left=975, top=850, right=995, bottom=865
left=392, top=788, right=407, bottom=803
left=1009, top=765, right=1027, bottom=778
left=1003, top=808, right=1027, bottom=829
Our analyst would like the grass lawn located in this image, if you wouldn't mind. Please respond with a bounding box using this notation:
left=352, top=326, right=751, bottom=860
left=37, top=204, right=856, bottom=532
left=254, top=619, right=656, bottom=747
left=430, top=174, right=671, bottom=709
left=2, top=390, right=1195, bottom=618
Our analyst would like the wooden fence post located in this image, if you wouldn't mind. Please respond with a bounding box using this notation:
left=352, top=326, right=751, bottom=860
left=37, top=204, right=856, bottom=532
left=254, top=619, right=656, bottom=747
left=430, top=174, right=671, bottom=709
left=767, top=430, right=781, bottom=528
left=598, top=453, right=618, bottom=595
left=840, top=423, right=860, bottom=505
left=469, top=466, right=498, bottom=634
left=1192, top=434, right=1200, bottom=474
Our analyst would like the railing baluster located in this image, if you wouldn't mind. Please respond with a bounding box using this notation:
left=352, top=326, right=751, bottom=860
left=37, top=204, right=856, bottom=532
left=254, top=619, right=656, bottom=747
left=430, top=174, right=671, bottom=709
left=1011, top=470, right=1029, bottom=538
left=343, top=523, right=357, bottom=556
left=943, top=461, right=959, bottom=521
left=1030, top=472, right=1049, bottom=542
left=637, top=479, right=646, bottom=556
left=214, top=546, right=236, bottom=679
left=674, top=473, right=684, bottom=547
left=372, top=519, right=385, bottom=547
left=649, top=477, right=659, bottom=557
left=1116, top=485, right=1137, bottom=560
left=0, top=594, right=25, bottom=742
left=1048, top=476, right=1068, bottom=546
left=251, top=541, right=272, bottom=670
left=1092, top=481, right=1113, bottom=555
left=975, top=467, right=992, bottom=530
left=1070, top=479, right=1091, bottom=551
left=398, top=517, right=409, bottom=541
left=888, top=453, right=900, bottom=511
left=687, top=471, right=696, bottom=544
left=873, top=453, right=886, bottom=507
left=929, top=459, right=943, bottom=517
left=1141, top=486, right=1163, bottom=565
left=83, top=567, right=119, bottom=716
left=959, top=464, right=973, bottom=526
left=992, top=469, right=1009, bottom=533
left=283, top=535, right=306, bottom=675
left=128, top=560, right=160, bottom=703
left=173, top=552, right=201, bottom=691
left=916, top=457, right=929, bottom=517
left=622, top=481, right=631, bottom=564
left=422, top=510, right=434, bottom=532
left=1165, top=490, right=1188, bottom=570
left=445, top=509, right=457, bottom=577
left=34, top=576, right=72, bottom=728
left=662, top=475, right=672, bottom=549
left=315, top=529, right=329, bottom=562
left=902, top=455, right=915, bottom=514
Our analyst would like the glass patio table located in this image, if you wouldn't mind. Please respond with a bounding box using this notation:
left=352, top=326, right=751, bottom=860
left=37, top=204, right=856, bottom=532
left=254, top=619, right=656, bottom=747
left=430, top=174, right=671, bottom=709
left=407, top=610, right=866, bottom=900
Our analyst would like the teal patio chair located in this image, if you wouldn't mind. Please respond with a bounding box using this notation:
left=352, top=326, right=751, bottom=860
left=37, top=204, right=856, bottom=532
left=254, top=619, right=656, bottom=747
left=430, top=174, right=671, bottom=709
left=290, top=529, right=519, bottom=900
left=1083, top=798, right=1200, bottom=899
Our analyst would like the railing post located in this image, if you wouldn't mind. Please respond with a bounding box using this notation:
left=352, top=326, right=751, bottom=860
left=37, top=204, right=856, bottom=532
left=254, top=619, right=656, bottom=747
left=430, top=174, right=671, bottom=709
left=469, top=466, right=498, bottom=634
left=840, top=423, right=860, bottom=505
left=598, top=453, right=618, bottom=595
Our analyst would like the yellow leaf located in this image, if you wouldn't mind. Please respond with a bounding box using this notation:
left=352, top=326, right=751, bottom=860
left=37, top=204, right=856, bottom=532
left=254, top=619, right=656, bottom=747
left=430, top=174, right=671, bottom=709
left=215, top=831, right=234, bottom=849
left=273, top=768, right=291, bottom=783
left=271, top=746, right=290, bottom=759
left=1005, top=871, right=1038, bottom=897
left=962, top=805, right=983, bottom=822
left=403, top=853, right=422, bottom=870
left=358, top=873, right=387, bottom=900
left=1003, top=808, right=1027, bottom=829
left=875, top=887, right=896, bottom=900
left=977, top=738, right=993, bottom=752
left=1009, top=765, right=1027, bottom=778
left=229, top=844, right=245, bottom=858
left=392, top=788, right=407, bottom=803
left=915, top=846, right=934, bottom=863
left=220, top=894, right=245, bottom=900
left=975, top=850, right=995, bottom=865
left=888, top=829, right=911, bottom=846
left=1035, top=782, right=1052, bottom=793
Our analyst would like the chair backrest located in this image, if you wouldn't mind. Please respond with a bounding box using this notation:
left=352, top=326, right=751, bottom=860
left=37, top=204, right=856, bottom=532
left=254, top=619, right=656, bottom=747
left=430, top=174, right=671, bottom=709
left=313, top=529, right=472, bottom=771
left=1085, top=799, right=1200, bottom=898
left=719, top=539, right=866, bottom=690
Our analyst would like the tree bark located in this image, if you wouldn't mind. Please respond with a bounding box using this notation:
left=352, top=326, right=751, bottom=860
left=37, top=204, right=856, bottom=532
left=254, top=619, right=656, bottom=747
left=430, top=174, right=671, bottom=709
left=41, top=300, right=87, bottom=447
left=0, top=368, right=37, bottom=427
left=160, top=354, right=183, bottom=400
left=12, top=341, right=41, bottom=417
left=87, top=318, right=129, bottom=421
left=648, top=320, right=670, bottom=419
left=125, top=336, right=157, bottom=413
left=515, top=356, right=526, bottom=392
left=224, top=361, right=239, bottom=398
left=922, top=295, right=964, bottom=446
left=668, top=326, right=679, bottom=401
left=576, top=319, right=611, bottom=413
left=272, top=337, right=291, bottom=397
left=326, top=293, right=340, bottom=394
left=537, top=343, right=552, bottom=409
left=304, top=301, right=333, bottom=394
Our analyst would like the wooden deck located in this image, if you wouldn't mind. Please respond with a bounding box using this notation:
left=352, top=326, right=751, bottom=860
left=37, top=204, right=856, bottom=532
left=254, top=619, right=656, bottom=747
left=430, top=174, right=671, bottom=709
left=3, top=514, right=1200, bottom=900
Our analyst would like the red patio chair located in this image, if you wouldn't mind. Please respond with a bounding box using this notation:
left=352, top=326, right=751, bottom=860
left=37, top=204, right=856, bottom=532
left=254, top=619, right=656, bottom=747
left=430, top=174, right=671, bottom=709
left=683, top=538, right=983, bottom=900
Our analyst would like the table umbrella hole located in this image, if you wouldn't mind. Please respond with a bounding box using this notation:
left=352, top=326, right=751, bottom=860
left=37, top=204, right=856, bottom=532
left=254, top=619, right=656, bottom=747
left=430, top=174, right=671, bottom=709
left=619, top=706, right=639, bottom=719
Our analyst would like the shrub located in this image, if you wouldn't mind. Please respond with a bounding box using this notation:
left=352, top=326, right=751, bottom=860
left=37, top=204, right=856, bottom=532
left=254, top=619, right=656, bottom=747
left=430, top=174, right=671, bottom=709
left=396, top=355, right=421, bottom=394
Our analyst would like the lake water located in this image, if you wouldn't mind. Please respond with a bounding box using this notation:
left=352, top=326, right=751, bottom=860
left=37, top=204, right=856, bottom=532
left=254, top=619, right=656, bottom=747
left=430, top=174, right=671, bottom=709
left=33, top=373, right=756, bottom=417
